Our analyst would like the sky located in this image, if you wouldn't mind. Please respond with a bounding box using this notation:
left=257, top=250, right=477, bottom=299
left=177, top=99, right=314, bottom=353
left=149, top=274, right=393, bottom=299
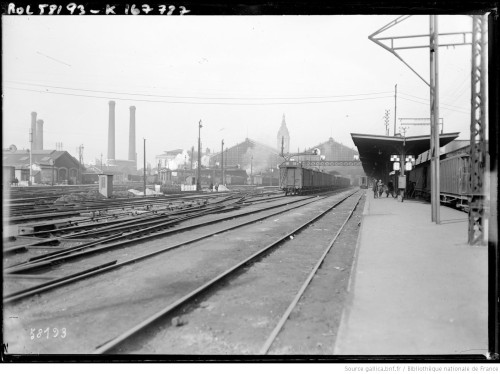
left=2, top=14, right=476, bottom=167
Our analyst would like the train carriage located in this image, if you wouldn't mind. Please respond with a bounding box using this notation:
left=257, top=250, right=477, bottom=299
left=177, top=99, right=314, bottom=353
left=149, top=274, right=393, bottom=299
left=279, top=161, right=350, bottom=195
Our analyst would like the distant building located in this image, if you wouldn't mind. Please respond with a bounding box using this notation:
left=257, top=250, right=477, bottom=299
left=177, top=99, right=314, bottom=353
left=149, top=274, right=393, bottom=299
left=302, top=137, right=365, bottom=185
left=155, top=149, right=185, bottom=167
left=2, top=148, right=84, bottom=185
left=209, top=138, right=281, bottom=176
left=277, top=114, right=290, bottom=155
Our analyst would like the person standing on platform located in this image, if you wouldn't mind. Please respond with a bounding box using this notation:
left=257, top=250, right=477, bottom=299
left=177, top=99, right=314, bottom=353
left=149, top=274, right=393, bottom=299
left=388, top=181, right=394, bottom=198
left=377, top=179, right=383, bottom=198
left=372, top=178, right=378, bottom=198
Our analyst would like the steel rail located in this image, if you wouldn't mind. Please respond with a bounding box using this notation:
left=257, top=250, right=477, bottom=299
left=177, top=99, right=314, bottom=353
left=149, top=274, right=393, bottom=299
left=4, top=260, right=118, bottom=299
left=4, top=191, right=351, bottom=304
left=7, top=194, right=320, bottom=271
left=5, top=193, right=221, bottom=222
left=92, top=190, right=359, bottom=354
left=5, top=194, right=241, bottom=257
left=6, top=206, right=226, bottom=272
left=259, top=192, right=363, bottom=354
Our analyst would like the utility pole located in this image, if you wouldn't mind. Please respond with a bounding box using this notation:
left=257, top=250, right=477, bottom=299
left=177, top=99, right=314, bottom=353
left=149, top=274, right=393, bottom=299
left=250, top=155, right=253, bottom=184
left=430, top=15, right=440, bottom=224
left=78, top=144, right=84, bottom=184
left=197, top=120, right=202, bottom=191
left=190, top=145, right=194, bottom=170
left=29, top=127, right=33, bottom=186
left=384, top=109, right=390, bottom=135
left=399, top=126, right=409, bottom=137
left=221, top=139, right=224, bottom=185
left=143, top=138, right=146, bottom=196
left=394, top=84, right=398, bottom=136
left=369, top=15, right=472, bottom=223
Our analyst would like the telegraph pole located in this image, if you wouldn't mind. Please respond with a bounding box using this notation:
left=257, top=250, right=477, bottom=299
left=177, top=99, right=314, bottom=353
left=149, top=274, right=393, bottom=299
left=430, top=15, right=440, bottom=223
left=197, top=120, right=202, bottom=191
left=190, top=145, right=194, bottom=170
left=221, top=139, right=224, bottom=185
left=29, top=127, right=33, bottom=186
left=394, top=84, right=398, bottom=136
left=78, top=144, right=84, bottom=184
left=143, top=138, right=146, bottom=196
left=384, top=109, right=390, bottom=135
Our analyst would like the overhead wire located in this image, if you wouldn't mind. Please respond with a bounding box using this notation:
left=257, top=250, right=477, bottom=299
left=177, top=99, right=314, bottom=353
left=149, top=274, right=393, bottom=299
left=4, top=86, right=394, bottom=105
left=398, top=96, right=469, bottom=114
left=4, top=80, right=393, bottom=101
left=399, top=91, right=469, bottom=114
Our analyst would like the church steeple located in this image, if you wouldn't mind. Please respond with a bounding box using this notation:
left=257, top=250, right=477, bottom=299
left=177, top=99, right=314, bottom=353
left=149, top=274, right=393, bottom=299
left=277, top=113, right=290, bottom=155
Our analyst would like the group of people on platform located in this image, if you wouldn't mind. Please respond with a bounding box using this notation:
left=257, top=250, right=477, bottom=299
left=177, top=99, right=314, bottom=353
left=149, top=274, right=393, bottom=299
left=372, top=178, right=395, bottom=198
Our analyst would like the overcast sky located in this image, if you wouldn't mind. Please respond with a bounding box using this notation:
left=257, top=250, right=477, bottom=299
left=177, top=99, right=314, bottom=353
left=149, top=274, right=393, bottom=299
left=2, top=15, right=474, bottom=166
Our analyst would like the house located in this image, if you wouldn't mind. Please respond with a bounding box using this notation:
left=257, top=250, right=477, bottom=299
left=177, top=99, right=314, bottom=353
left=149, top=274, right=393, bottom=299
left=2, top=149, right=84, bottom=185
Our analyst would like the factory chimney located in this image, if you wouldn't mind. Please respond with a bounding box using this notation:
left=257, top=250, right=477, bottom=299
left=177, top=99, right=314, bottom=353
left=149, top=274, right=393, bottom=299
left=129, top=106, right=136, bottom=161
left=36, top=119, right=44, bottom=150
left=108, top=100, right=116, bottom=161
left=31, top=112, right=37, bottom=150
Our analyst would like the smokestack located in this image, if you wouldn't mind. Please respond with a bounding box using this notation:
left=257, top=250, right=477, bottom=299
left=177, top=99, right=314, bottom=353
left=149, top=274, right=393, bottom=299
left=108, top=101, right=115, bottom=161
left=129, top=106, right=136, bottom=161
left=31, top=112, right=37, bottom=150
left=36, top=119, right=44, bottom=150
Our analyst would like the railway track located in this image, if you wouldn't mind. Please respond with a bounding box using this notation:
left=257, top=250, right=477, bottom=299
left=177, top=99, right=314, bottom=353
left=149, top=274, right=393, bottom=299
left=92, top=190, right=363, bottom=354
left=3, top=189, right=348, bottom=302
left=3, top=187, right=363, bottom=354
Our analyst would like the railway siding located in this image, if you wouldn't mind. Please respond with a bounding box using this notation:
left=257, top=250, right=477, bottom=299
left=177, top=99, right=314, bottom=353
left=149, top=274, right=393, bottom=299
left=4, top=189, right=359, bottom=354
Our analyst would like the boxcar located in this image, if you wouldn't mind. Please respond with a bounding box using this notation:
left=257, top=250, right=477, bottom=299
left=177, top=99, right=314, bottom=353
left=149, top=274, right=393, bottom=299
left=279, top=161, right=350, bottom=195
left=408, top=153, right=470, bottom=209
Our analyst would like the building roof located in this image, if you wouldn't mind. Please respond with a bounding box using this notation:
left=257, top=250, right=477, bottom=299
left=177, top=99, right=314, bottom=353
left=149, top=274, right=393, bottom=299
left=308, top=137, right=359, bottom=157
left=2, top=149, right=74, bottom=168
left=158, top=149, right=185, bottom=156
left=351, top=132, right=459, bottom=176
left=211, top=138, right=279, bottom=157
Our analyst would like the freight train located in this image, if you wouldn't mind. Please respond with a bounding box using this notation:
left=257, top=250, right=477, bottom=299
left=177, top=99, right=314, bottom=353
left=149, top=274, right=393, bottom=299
left=407, top=147, right=471, bottom=210
left=279, top=161, right=351, bottom=195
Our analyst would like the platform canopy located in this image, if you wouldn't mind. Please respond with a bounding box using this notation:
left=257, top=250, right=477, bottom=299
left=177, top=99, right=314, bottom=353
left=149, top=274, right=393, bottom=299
left=350, top=132, right=459, bottom=178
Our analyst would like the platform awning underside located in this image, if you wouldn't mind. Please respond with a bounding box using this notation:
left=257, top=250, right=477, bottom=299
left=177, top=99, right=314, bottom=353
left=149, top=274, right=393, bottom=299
left=351, top=132, right=459, bottom=177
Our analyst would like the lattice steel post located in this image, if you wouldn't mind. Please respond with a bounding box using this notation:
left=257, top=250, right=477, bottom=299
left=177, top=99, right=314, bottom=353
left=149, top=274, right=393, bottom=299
left=468, top=15, right=488, bottom=245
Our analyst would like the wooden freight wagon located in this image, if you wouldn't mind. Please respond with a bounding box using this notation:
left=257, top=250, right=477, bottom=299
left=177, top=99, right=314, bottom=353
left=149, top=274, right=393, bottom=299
left=439, top=154, right=470, bottom=208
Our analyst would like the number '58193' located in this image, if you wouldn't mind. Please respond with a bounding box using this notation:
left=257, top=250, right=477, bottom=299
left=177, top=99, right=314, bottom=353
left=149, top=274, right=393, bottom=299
left=30, top=327, right=66, bottom=339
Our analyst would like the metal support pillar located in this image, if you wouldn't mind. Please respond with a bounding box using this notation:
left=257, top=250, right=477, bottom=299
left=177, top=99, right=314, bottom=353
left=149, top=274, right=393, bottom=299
left=430, top=15, right=441, bottom=224
left=468, top=15, right=487, bottom=245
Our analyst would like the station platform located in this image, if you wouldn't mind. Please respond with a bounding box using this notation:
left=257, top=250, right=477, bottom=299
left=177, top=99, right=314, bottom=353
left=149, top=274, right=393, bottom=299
left=334, top=190, right=488, bottom=356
